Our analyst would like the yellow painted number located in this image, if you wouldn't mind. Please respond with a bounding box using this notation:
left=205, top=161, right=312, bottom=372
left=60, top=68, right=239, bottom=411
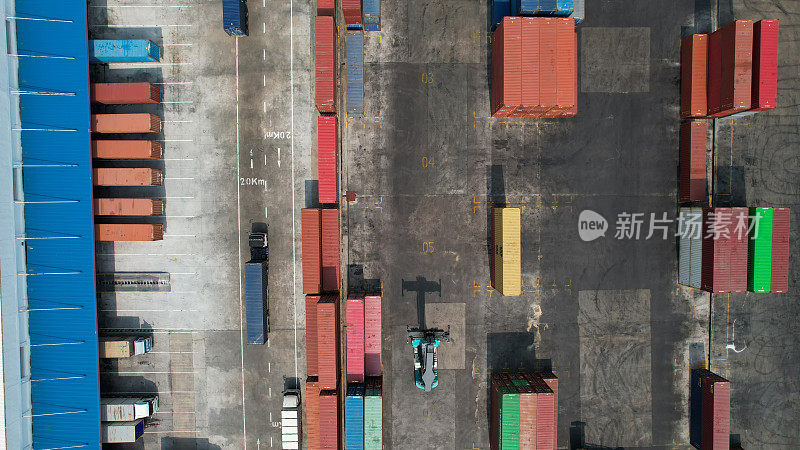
left=422, top=242, right=435, bottom=253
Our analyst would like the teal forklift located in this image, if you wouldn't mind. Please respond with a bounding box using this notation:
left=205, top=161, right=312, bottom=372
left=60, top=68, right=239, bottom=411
left=407, top=326, right=450, bottom=392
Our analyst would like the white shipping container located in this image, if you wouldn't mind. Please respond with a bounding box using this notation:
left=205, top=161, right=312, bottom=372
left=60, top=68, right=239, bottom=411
left=102, top=420, right=144, bottom=443
left=689, top=207, right=703, bottom=288
left=101, top=397, right=158, bottom=421
left=679, top=208, right=691, bottom=286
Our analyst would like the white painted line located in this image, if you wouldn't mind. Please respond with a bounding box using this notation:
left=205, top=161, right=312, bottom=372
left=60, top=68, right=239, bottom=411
left=97, top=253, right=190, bottom=256
left=153, top=411, right=197, bottom=414
left=235, top=36, right=248, bottom=450
left=163, top=158, right=195, bottom=161
left=268, top=387, right=272, bottom=398
left=170, top=272, right=197, bottom=275
left=265, top=206, right=268, bottom=218
left=165, top=177, right=195, bottom=180
left=144, top=430, right=198, bottom=434
left=290, top=0, right=298, bottom=381
left=263, top=101, right=266, bottom=113
left=163, top=120, right=193, bottom=123
left=91, top=23, right=193, bottom=28
left=148, top=351, right=194, bottom=354
left=163, top=43, right=194, bottom=47
left=250, top=159, right=253, bottom=169
left=154, top=81, right=194, bottom=85
left=158, top=139, right=194, bottom=142
left=268, top=362, right=271, bottom=373
left=108, top=62, right=193, bottom=68
left=100, top=309, right=200, bottom=312
left=163, top=234, right=197, bottom=237
left=105, top=371, right=197, bottom=374
left=161, top=196, right=195, bottom=199
left=262, top=0, right=265, bottom=6
left=90, top=5, right=193, bottom=8
left=164, top=215, right=196, bottom=218
left=264, top=154, right=267, bottom=165
left=263, top=22, right=266, bottom=34
left=263, top=49, right=266, bottom=60
left=263, top=74, right=266, bottom=86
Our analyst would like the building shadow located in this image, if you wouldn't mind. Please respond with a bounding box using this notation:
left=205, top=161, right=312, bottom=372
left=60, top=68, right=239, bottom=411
left=161, top=437, right=222, bottom=450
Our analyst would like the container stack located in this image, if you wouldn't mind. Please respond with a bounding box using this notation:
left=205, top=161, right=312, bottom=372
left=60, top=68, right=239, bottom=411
left=700, top=207, right=748, bottom=293
left=318, top=117, right=338, bottom=203
left=346, top=294, right=366, bottom=383
left=490, top=207, right=522, bottom=296
left=364, top=295, right=382, bottom=376
left=679, top=121, right=707, bottom=202
left=319, top=389, right=339, bottom=448
left=770, top=207, right=790, bottom=293
left=343, top=0, right=363, bottom=29
left=315, top=17, right=336, bottom=114
left=689, top=369, right=730, bottom=450
left=363, top=0, right=381, bottom=31
left=490, top=372, right=557, bottom=450
left=317, top=296, right=339, bottom=390
left=680, top=34, right=708, bottom=119
left=345, top=383, right=365, bottom=449
left=321, top=209, right=340, bottom=291
left=364, top=377, right=383, bottom=449
left=317, top=0, right=334, bottom=16
left=301, top=208, right=322, bottom=294
left=748, top=206, right=773, bottom=292
left=346, top=32, right=365, bottom=116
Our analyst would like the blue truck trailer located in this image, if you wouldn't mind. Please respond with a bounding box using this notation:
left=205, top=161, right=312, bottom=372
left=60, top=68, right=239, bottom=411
left=89, top=40, right=160, bottom=63
left=223, top=0, right=248, bottom=36
left=245, top=262, right=268, bottom=344
left=346, top=33, right=364, bottom=115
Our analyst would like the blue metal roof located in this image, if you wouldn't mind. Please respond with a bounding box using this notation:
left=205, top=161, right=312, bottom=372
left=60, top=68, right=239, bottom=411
left=14, top=0, right=101, bottom=447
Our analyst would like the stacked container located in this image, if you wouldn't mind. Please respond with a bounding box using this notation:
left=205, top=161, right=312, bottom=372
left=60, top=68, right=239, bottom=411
left=680, top=34, right=708, bottom=118
left=222, top=0, right=248, bottom=36
left=302, top=208, right=322, bottom=294
left=770, top=207, right=790, bottom=293
left=92, top=113, right=161, bottom=133
left=730, top=207, right=749, bottom=292
left=491, top=207, right=522, bottom=296
left=95, top=224, right=163, bottom=241
left=751, top=20, right=779, bottom=112
left=347, top=294, right=366, bottom=383
left=321, top=209, right=340, bottom=291
left=701, top=208, right=733, bottom=293
left=748, top=206, right=773, bottom=292
left=315, top=17, right=336, bottom=113
left=345, top=383, right=365, bottom=449
left=678, top=208, right=692, bottom=286
left=94, top=199, right=162, bottom=216
left=306, top=295, right=320, bottom=376
left=364, top=295, right=382, bottom=376
left=346, top=33, right=365, bottom=115
left=540, top=372, right=559, bottom=447
left=701, top=372, right=730, bottom=450
left=708, top=21, right=754, bottom=118
left=515, top=373, right=556, bottom=448
left=319, top=389, right=339, bottom=448
left=91, top=82, right=160, bottom=104
left=92, top=140, right=161, bottom=159
left=678, top=207, right=705, bottom=288
left=318, top=117, right=338, bottom=203
left=343, top=0, right=363, bottom=29
left=363, top=0, right=381, bottom=31
left=317, top=296, right=339, bottom=390
left=491, top=17, right=577, bottom=118
left=364, top=377, right=382, bottom=449
left=306, top=378, right=321, bottom=449
left=89, top=40, right=160, bottom=63
left=317, top=0, right=334, bottom=15
left=93, top=168, right=162, bottom=187
left=679, top=121, right=707, bottom=202
left=490, top=374, right=519, bottom=450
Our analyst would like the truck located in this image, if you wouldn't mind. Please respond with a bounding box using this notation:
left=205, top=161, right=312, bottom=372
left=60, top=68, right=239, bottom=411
left=101, top=396, right=158, bottom=421
left=223, top=0, right=248, bottom=36
left=99, top=336, right=153, bottom=358
left=102, top=420, right=144, bottom=443
left=281, top=389, right=301, bottom=449
left=245, top=230, right=268, bottom=344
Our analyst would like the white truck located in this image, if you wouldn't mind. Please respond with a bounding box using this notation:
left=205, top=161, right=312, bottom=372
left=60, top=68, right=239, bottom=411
left=281, top=389, right=301, bottom=450
left=101, top=396, right=158, bottom=421
left=99, top=336, right=152, bottom=358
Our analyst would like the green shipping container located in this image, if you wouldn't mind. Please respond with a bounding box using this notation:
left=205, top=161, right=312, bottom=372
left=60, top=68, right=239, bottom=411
left=364, top=384, right=382, bottom=449
left=748, top=207, right=773, bottom=292
left=499, top=385, right=520, bottom=449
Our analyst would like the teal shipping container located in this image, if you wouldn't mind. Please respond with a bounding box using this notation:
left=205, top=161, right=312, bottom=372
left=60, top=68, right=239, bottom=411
left=90, top=40, right=160, bottom=63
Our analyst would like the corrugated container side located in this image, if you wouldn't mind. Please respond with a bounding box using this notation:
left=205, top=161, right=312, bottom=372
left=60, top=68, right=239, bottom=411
left=494, top=17, right=522, bottom=117
left=701, top=374, right=730, bottom=450
left=317, top=0, right=335, bottom=15
left=770, top=207, right=790, bottom=293
left=707, top=30, right=723, bottom=116
left=346, top=33, right=365, bottom=114
left=499, top=374, right=520, bottom=449
left=94, top=198, right=162, bottom=216
left=342, top=0, right=363, bottom=27
left=491, top=19, right=507, bottom=116
left=317, top=297, right=339, bottom=390
left=555, top=19, right=576, bottom=112
left=91, top=140, right=161, bottom=159
left=520, top=18, right=540, bottom=116
left=315, top=17, right=336, bottom=113
left=751, top=20, right=779, bottom=111
left=363, top=0, right=380, bottom=26
left=319, top=389, right=339, bottom=449
left=490, top=374, right=501, bottom=450
left=321, top=208, right=340, bottom=291
left=538, top=18, right=558, bottom=114
left=702, top=208, right=732, bottom=293
left=306, top=296, right=320, bottom=376
left=91, top=82, right=160, bottom=104
left=748, top=207, right=773, bottom=292
left=346, top=294, right=366, bottom=383
left=95, top=224, right=163, bottom=242
left=540, top=372, right=558, bottom=449
left=492, top=208, right=522, bottom=296
left=364, top=388, right=382, bottom=450
left=306, top=379, right=321, bottom=449
left=689, top=369, right=709, bottom=449
left=689, top=207, right=704, bottom=288
left=730, top=208, right=749, bottom=292
left=679, top=208, right=691, bottom=286
left=93, top=168, right=162, bottom=187
left=679, top=121, right=708, bottom=202
left=719, top=21, right=753, bottom=115
left=89, top=39, right=160, bottom=63
left=681, top=35, right=708, bottom=118
left=244, top=263, right=267, bottom=344
left=91, top=113, right=161, bottom=133
left=301, top=208, right=322, bottom=294
left=345, top=384, right=365, bottom=449
left=318, top=117, right=338, bottom=203
left=364, top=295, right=382, bottom=376
left=521, top=373, right=555, bottom=450
left=222, top=0, right=248, bottom=36
left=513, top=374, right=537, bottom=449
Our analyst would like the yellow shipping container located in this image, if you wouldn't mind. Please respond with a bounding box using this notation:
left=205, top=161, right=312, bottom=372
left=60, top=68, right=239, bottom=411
left=492, top=207, right=522, bottom=296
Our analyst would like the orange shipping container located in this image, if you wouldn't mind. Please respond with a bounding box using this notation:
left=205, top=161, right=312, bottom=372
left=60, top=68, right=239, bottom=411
left=90, top=82, right=160, bottom=104
left=305, top=378, right=321, bottom=449
left=95, top=223, right=163, bottom=241
left=94, top=198, right=163, bottom=216
left=681, top=34, right=708, bottom=118
left=92, top=140, right=162, bottom=159
left=91, top=113, right=161, bottom=133
left=93, top=168, right=162, bottom=186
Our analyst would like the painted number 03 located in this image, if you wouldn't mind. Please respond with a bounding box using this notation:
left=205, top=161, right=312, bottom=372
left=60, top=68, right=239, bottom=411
left=421, top=72, right=434, bottom=84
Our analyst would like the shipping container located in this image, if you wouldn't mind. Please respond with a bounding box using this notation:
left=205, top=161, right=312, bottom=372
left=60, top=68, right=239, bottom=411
left=306, top=296, right=320, bottom=376
left=702, top=208, right=732, bottom=293
left=515, top=0, right=573, bottom=16
left=347, top=294, right=366, bottom=383
left=95, top=224, right=164, bottom=241
left=680, top=34, right=708, bottom=118
left=539, top=372, right=558, bottom=449
left=363, top=0, right=381, bottom=31
left=364, top=377, right=382, bottom=450
left=93, top=168, right=162, bottom=187
left=512, top=374, right=536, bottom=449
left=343, top=0, right=363, bottom=29
left=491, top=0, right=511, bottom=31
left=709, top=21, right=754, bottom=118
left=689, top=207, right=704, bottom=288
left=345, top=384, right=365, bottom=449
left=490, top=373, right=523, bottom=450
left=751, top=20, right=779, bottom=112
left=346, top=33, right=365, bottom=115
left=94, top=198, right=163, bottom=216
left=701, top=372, right=730, bottom=450
left=317, top=296, right=339, bottom=390
left=91, top=113, right=161, bottom=133
left=91, top=82, right=160, bottom=104
left=730, top=207, right=749, bottom=292
left=492, top=207, right=522, bottom=296
left=318, top=0, right=334, bottom=16
left=306, top=378, right=321, bottom=450
left=92, top=140, right=162, bottom=159
left=245, top=262, right=268, bottom=344
left=222, top=0, right=248, bottom=36
left=707, top=30, right=722, bottom=116
left=321, top=209, right=340, bottom=291
left=99, top=336, right=152, bottom=358
left=319, top=389, right=339, bottom=449
left=679, top=207, right=692, bottom=286
left=364, top=295, right=382, bottom=376
left=315, top=17, right=336, bottom=113
left=492, top=17, right=521, bottom=117
left=101, top=397, right=158, bottom=421
left=90, top=40, right=160, bottom=63
left=680, top=121, right=707, bottom=202
left=770, top=207, right=790, bottom=293
left=102, top=420, right=144, bottom=443
left=318, top=117, right=338, bottom=203
left=689, top=369, right=709, bottom=449
left=302, top=208, right=322, bottom=294
left=748, top=207, right=773, bottom=292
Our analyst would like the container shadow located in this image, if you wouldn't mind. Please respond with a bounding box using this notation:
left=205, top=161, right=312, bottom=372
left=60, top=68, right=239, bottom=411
left=160, top=437, right=223, bottom=450
left=486, top=164, right=506, bottom=283
left=347, top=264, right=382, bottom=295
left=305, top=180, right=320, bottom=208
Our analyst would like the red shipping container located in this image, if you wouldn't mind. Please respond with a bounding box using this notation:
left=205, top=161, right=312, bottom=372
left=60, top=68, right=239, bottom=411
left=364, top=294, right=382, bottom=376
left=711, top=20, right=754, bottom=117
left=342, top=0, right=362, bottom=27
left=302, top=208, right=322, bottom=294
left=319, top=389, right=339, bottom=449
left=540, top=372, right=558, bottom=449
left=554, top=18, right=576, bottom=114
left=701, top=373, right=730, bottom=450
left=305, top=378, right=321, bottom=450
left=90, top=82, right=160, bottom=104
left=751, top=20, right=779, bottom=112
left=681, top=34, right=708, bottom=118
left=321, top=208, right=340, bottom=291
left=514, top=373, right=537, bottom=449
left=317, top=296, right=339, bottom=390
left=95, top=223, right=163, bottom=241
left=707, top=30, right=723, bottom=116
left=492, top=17, right=522, bottom=117
left=346, top=293, right=365, bottom=382
left=520, top=18, right=540, bottom=117
left=730, top=207, right=749, bottom=292
left=771, top=207, right=790, bottom=293
left=318, top=117, right=338, bottom=203
left=92, top=140, right=161, bottom=159
left=93, top=168, right=162, bottom=186
left=317, top=0, right=334, bottom=16
left=94, top=198, right=163, bottom=216
left=306, top=295, right=320, bottom=376
left=520, top=373, right=556, bottom=450
left=679, top=121, right=708, bottom=202
left=702, top=208, right=732, bottom=293
left=315, top=17, right=336, bottom=113
left=91, top=113, right=161, bottom=133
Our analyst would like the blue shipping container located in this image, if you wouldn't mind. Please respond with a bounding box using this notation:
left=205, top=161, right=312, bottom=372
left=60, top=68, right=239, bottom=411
left=345, top=384, right=365, bottom=450
left=491, top=0, right=511, bottom=31
left=346, top=33, right=365, bottom=115
left=223, top=0, right=248, bottom=36
left=245, top=262, right=268, bottom=344
left=515, top=0, right=573, bottom=16
left=363, top=0, right=380, bottom=30
left=689, top=369, right=707, bottom=449
left=365, top=24, right=380, bottom=31
left=89, top=40, right=160, bottom=63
